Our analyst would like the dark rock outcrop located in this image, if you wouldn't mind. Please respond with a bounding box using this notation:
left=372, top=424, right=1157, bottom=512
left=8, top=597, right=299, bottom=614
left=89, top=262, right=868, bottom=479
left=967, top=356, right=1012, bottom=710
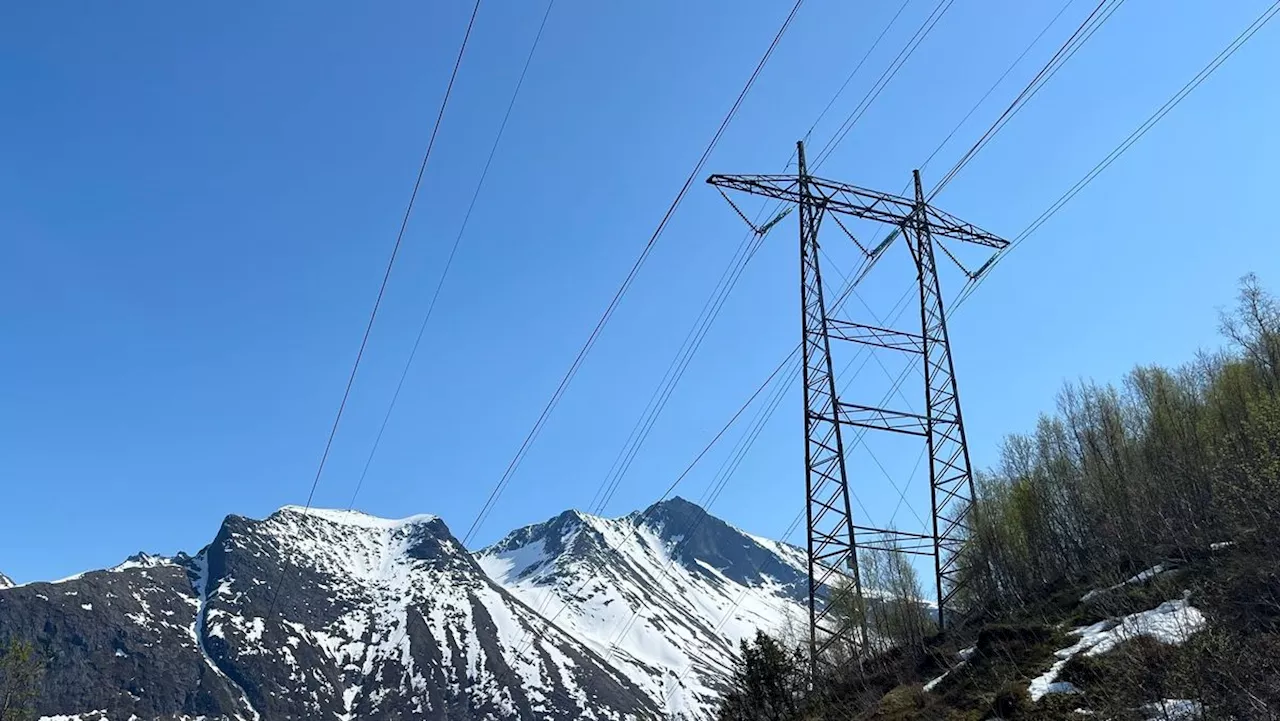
left=0, top=508, right=659, bottom=721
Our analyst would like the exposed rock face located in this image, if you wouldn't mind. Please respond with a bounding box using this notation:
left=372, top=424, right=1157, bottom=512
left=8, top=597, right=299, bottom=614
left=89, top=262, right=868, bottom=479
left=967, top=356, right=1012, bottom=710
left=477, top=497, right=811, bottom=717
left=1, top=508, right=659, bottom=721
left=0, top=555, right=246, bottom=718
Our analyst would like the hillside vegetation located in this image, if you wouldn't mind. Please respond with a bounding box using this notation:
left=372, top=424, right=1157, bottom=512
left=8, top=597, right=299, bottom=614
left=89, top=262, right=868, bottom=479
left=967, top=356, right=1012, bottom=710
left=718, top=274, right=1280, bottom=721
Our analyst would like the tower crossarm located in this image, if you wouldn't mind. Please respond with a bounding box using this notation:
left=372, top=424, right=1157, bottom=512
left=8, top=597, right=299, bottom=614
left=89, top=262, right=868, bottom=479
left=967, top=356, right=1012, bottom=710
left=707, top=173, right=1009, bottom=249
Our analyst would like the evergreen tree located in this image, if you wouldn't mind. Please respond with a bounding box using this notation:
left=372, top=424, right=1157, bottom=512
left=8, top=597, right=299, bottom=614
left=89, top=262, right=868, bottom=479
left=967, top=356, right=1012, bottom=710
left=0, top=640, right=43, bottom=721
left=716, top=631, right=804, bottom=721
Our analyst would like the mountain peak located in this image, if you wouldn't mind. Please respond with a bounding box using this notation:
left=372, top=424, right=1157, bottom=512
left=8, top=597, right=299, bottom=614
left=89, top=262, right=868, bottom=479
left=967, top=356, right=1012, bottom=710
left=646, top=495, right=704, bottom=514
left=637, top=496, right=713, bottom=537
left=271, top=505, right=439, bottom=529
left=109, top=552, right=174, bottom=573
left=0, top=571, right=12, bottom=590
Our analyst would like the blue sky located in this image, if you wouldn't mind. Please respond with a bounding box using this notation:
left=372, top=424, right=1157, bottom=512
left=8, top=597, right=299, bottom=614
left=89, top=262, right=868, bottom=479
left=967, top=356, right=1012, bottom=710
left=2, top=1, right=1277, bottom=584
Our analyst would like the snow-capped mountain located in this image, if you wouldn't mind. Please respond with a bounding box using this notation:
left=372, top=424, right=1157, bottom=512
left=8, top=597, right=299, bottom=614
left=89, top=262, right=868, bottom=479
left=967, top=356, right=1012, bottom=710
left=477, top=497, right=810, bottom=718
left=0, top=507, right=658, bottom=721
left=0, top=499, right=811, bottom=720
left=0, top=570, right=13, bottom=589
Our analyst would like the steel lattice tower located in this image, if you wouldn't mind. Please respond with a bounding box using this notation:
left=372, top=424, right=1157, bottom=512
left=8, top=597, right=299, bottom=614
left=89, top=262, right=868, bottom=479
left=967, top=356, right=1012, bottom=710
left=708, top=141, right=1007, bottom=664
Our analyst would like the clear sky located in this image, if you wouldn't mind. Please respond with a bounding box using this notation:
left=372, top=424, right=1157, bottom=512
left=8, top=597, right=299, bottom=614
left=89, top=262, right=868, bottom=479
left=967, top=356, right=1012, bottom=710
left=2, top=1, right=1278, bottom=584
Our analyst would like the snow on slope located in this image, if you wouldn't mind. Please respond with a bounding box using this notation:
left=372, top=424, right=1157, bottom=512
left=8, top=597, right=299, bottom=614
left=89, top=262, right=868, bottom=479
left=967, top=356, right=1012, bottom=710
left=2, top=506, right=659, bottom=721
left=196, top=506, right=658, bottom=720
left=0, top=571, right=13, bottom=589
left=1029, top=594, right=1208, bottom=702
left=477, top=497, right=810, bottom=719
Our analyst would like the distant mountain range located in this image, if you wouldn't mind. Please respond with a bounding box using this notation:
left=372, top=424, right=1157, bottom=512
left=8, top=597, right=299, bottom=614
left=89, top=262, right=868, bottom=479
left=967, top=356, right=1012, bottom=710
left=0, top=498, right=810, bottom=720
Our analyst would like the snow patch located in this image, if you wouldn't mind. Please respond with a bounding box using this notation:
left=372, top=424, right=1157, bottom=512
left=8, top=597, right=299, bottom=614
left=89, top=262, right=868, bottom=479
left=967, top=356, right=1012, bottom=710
left=110, top=553, right=174, bottom=573
left=479, top=506, right=813, bottom=718
left=1030, top=596, right=1207, bottom=702
left=274, top=506, right=437, bottom=530
left=923, top=646, right=977, bottom=693
left=477, top=537, right=550, bottom=583
left=189, top=553, right=261, bottom=721
left=1081, top=563, right=1173, bottom=603
left=1141, top=699, right=1203, bottom=720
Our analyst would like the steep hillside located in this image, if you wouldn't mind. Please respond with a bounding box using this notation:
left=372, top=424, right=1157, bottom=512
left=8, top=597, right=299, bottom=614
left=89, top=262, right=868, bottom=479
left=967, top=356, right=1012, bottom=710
left=0, top=499, right=813, bottom=720
left=477, top=497, right=811, bottom=718
left=776, top=537, right=1278, bottom=721
left=0, top=507, right=659, bottom=721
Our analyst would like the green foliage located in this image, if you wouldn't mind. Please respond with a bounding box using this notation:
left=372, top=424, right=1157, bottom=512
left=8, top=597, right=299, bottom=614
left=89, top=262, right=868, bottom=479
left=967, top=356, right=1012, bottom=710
left=716, top=631, right=806, bottom=721
left=712, top=275, right=1280, bottom=721
left=0, top=640, right=44, bottom=721
left=960, top=275, right=1280, bottom=613
left=825, top=548, right=937, bottom=663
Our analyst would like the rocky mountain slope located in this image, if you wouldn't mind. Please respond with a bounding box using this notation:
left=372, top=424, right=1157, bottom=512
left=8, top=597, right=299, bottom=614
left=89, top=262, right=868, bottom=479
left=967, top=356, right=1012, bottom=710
left=0, top=507, right=660, bottom=721
left=477, top=498, right=811, bottom=718
left=0, top=499, right=807, bottom=720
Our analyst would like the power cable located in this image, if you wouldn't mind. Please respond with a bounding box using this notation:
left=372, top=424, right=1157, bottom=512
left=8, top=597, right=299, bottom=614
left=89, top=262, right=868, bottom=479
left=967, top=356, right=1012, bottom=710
left=954, top=0, right=1280, bottom=308
left=813, top=0, right=957, bottom=169
left=917, top=0, right=1078, bottom=174
left=638, top=0, right=1276, bottom=691
left=586, top=0, right=950, bottom=522
left=614, top=0, right=1143, bottom=672
left=804, top=0, right=914, bottom=143
left=264, top=0, right=483, bottom=619
left=346, top=0, right=556, bottom=509
left=459, top=0, right=807, bottom=548
left=515, top=2, right=972, bottom=646
left=596, top=277, right=921, bottom=665
left=364, top=2, right=813, bottom=687
left=588, top=221, right=774, bottom=516
left=930, top=0, right=1125, bottom=197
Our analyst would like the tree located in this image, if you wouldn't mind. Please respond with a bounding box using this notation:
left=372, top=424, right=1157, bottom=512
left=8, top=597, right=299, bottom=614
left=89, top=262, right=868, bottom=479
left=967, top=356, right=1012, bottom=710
left=0, top=640, right=44, bottom=721
left=1220, top=272, right=1280, bottom=390
left=857, top=548, right=934, bottom=655
left=717, top=631, right=805, bottom=721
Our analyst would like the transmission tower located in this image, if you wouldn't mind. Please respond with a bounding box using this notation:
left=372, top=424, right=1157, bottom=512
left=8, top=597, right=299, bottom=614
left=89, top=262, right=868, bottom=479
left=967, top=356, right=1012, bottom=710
left=708, top=141, right=1007, bottom=664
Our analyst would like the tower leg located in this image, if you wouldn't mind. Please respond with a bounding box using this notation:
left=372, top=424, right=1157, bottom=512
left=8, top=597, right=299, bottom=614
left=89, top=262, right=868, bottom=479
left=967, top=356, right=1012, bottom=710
left=798, top=142, right=867, bottom=668
left=904, top=170, right=978, bottom=628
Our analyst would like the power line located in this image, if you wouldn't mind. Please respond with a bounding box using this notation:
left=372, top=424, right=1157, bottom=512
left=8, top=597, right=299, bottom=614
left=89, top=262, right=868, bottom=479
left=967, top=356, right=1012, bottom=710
left=804, top=0, right=914, bottom=143
left=517, top=4, right=975, bottom=656
left=646, top=0, right=1136, bottom=653
left=347, top=0, right=556, bottom=509
left=608, top=0, right=1112, bottom=639
left=585, top=0, right=956, bottom=521
left=366, top=0, right=810, bottom=686
left=917, top=0, right=1079, bottom=174
left=955, top=0, right=1280, bottom=308
left=813, top=0, right=957, bottom=169
left=459, top=0, right=807, bottom=548
left=587, top=223, right=770, bottom=516
left=264, top=0, right=483, bottom=619
left=615, top=286, right=924, bottom=691
left=631, top=0, right=1280, bottom=687
left=930, top=0, right=1125, bottom=197
left=510, top=345, right=799, bottom=659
